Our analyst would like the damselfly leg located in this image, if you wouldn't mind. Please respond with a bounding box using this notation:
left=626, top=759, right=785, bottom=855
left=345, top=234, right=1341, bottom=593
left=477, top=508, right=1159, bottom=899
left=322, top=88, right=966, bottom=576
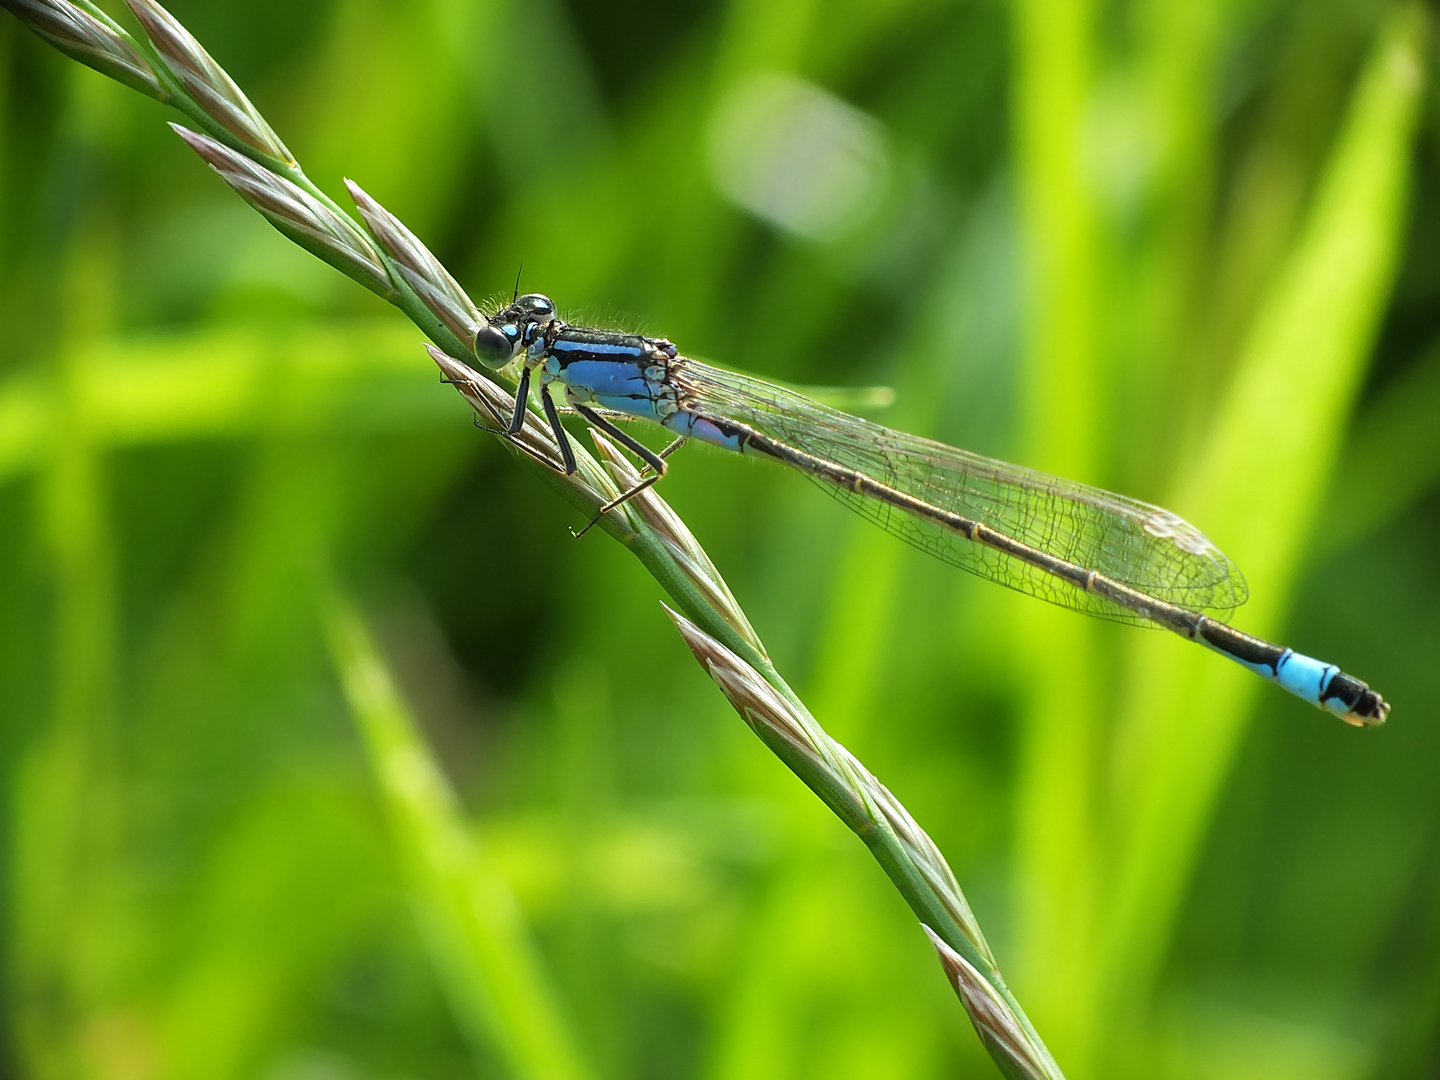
left=570, top=405, right=687, bottom=537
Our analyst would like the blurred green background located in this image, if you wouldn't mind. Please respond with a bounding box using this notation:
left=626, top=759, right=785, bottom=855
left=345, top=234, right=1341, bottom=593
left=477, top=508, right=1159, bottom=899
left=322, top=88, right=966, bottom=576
left=2, top=0, right=1438, bottom=1077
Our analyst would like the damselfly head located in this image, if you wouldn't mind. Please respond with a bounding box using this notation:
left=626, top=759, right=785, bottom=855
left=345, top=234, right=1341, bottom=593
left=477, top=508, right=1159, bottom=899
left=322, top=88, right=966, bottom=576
left=475, top=293, right=558, bottom=367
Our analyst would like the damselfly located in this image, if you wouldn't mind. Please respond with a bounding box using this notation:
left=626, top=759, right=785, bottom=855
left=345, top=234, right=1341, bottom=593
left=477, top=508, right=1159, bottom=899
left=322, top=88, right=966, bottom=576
left=467, top=293, right=1388, bottom=727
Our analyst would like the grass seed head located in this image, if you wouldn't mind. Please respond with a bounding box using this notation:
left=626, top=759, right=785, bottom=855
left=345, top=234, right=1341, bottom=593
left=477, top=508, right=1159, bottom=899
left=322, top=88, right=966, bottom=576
left=1, top=0, right=164, bottom=97
left=923, top=926, right=1050, bottom=1080
left=125, top=0, right=293, bottom=163
left=171, top=124, right=391, bottom=295
left=347, top=179, right=484, bottom=345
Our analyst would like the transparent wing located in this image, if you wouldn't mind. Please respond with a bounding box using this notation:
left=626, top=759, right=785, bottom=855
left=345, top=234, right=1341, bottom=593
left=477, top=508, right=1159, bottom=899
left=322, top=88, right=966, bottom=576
left=674, top=360, right=1248, bottom=625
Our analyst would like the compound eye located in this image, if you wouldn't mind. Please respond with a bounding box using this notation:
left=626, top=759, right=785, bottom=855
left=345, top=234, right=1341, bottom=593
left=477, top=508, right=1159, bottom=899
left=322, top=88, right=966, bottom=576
left=472, top=323, right=515, bottom=368
left=516, top=293, right=556, bottom=320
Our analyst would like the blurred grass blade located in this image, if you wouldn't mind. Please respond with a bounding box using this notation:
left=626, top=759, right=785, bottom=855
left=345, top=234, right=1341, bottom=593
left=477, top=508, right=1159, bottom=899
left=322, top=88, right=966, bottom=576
left=171, top=124, right=393, bottom=297
left=1009, top=0, right=1105, bottom=1062
left=12, top=345, right=119, bottom=1079
left=1106, top=0, right=1428, bottom=1033
left=323, top=590, right=597, bottom=1080
left=1323, top=336, right=1440, bottom=556
left=0, top=0, right=164, bottom=98
left=0, top=371, right=45, bottom=483
left=123, top=0, right=293, bottom=163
